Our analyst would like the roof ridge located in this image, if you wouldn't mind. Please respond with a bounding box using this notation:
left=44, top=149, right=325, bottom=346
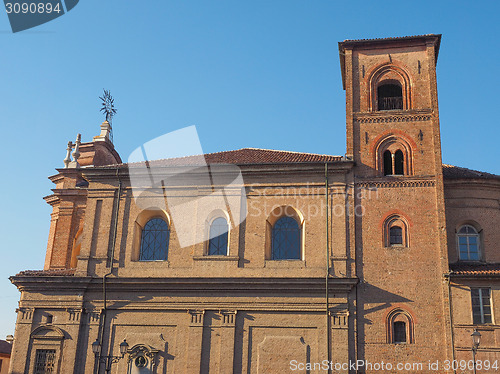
left=237, top=147, right=339, bottom=157
left=342, top=34, right=440, bottom=43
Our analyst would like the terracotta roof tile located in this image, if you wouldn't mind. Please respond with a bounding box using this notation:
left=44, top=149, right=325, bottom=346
left=101, top=148, right=344, bottom=169
left=16, top=269, right=76, bottom=277
left=341, top=34, right=440, bottom=44
left=94, top=148, right=499, bottom=181
left=449, top=263, right=500, bottom=276
left=443, top=164, right=500, bottom=181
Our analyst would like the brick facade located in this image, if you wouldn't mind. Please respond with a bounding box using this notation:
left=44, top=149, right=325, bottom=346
left=8, top=34, right=500, bottom=374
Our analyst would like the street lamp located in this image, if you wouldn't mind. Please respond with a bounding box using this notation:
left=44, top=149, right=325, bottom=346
left=92, top=338, right=129, bottom=374
left=471, top=329, right=481, bottom=374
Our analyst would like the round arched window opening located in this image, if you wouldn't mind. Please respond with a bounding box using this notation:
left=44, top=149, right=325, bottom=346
left=272, top=216, right=301, bottom=260
left=383, top=150, right=392, bottom=176
left=457, top=224, right=481, bottom=261
left=394, top=150, right=404, bottom=175
left=377, top=83, right=403, bottom=110
left=139, top=218, right=170, bottom=261
left=208, top=217, right=229, bottom=255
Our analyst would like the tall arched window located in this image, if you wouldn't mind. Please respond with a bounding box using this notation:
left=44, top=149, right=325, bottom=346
left=375, top=135, right=414, bottom=177
left=383, top=150, right=392, bottom=176
left=394, top=150, right=404, bottom=175
left=377, top=83, right=403, bottom=110
left=393, top=321, right=407, bottom=343
left=208, top=217, right=229, bottom=255
left=384, top=214, right=409, bottom=247
left=272, top=216, right=301, bottom=260
left=387, top=309, right=414, bottom=344
left=457, top=225, right=481, bottom=261
left=139, top=218, right=170, bottom=261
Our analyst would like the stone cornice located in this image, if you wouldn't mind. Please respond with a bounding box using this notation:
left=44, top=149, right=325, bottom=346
left=81, top=161, right=355, bottom=182
left=9, top=276, right=92, bottom=292
left=10, top=276, right=358, bottom=294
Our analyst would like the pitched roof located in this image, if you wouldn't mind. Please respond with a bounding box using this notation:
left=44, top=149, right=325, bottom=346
left=93, top=148, right=500, bottom=180
left=203, top=148, right=342, bottom=164
left=0, top=340, right=12, bottom=355
left=103, top=148, right=344, bottom=169
left=449, top=263, right=500, bottom=277
left=340, top=34, right=441, bottom=45
left=443, top=164, right=500, bottom=181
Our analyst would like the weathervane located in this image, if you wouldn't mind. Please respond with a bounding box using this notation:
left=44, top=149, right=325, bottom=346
left=99, top=89, right=117, bottom=123
left=99, top=89, right=117, bottom=143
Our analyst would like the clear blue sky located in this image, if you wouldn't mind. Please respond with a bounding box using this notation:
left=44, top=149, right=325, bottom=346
left=0, top=0, right=499, bottom=338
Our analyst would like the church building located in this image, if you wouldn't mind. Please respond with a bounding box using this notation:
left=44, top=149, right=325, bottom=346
left=8, top=34, right=500, bottom=374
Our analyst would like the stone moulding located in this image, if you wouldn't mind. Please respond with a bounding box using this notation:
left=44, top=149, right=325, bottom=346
left=10, top=276, right=358, bottom=294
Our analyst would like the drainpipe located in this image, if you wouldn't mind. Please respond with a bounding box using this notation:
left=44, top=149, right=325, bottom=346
left=96, top=173, right=122, bottom=373
left=445, top=272, right=457, bottom=373
left=325, top=163, right=331, bottom=372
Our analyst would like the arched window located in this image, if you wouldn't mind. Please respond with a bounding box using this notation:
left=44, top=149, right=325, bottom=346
left=384, top=215, right=409, bottom=247
left=139, top=218, right=170, bottom=261
left=394, top=150, right=404, bottom=175
left=375, top=135, right=414, bottom=177
left=368, top=64, right=411, bottom=112
left=377, top=83, right=403, bottom=110
left=393, top=321, right=407, bottom=343
left=382, top=149, right=405, bottom=176
left=457, top=225, right=481, bottom=261
left=272, top=216, right=301, bottom=260
left=387, top=309, right=414, bottom=344
left=383, top=150, right=392, bottom=176
left=389, top=226, right=403, bottom=246
left=208, top=217, right=229, bottom=255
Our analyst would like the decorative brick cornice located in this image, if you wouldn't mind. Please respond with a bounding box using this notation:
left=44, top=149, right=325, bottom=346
left=356, top=180, right=435, bottom=188
left=354, top=112, right=432, bottom=124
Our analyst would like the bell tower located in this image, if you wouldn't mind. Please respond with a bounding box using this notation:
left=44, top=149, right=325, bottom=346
left=339, top=34, right=442, bottom=179
left=339, top=35, right=454, bottom=369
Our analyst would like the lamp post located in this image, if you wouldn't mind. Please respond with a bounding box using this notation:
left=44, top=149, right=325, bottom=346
left=92, top=338, right=129, bottom=374
left=471, top=329, right=481, bottom=374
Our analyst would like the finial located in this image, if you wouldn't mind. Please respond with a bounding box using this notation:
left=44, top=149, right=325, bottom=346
left=68, top=134, right=81, bottom=169
left=63, top=141, right=73, bottom=168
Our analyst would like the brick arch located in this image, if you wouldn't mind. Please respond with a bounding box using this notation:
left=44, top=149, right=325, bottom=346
left=367, top=62, right=412, bottom=111
left=372, top=132, right=416, bottom=176
left=379, top=209, right=414, bottom=229
left=381, top=213, right=411, bottom=248
left=386, top=307, right=415, bottom=344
